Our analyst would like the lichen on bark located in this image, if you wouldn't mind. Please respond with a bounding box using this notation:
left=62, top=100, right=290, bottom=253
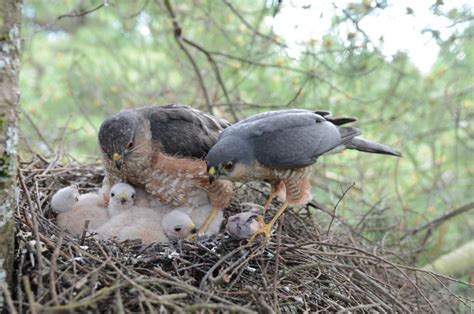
left=0, top=0, right=22, bottom=310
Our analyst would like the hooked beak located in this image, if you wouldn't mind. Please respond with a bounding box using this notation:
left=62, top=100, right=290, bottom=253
left=208, top=166, right=217, bottom=184
left=112, top=152, right=123, bottom=170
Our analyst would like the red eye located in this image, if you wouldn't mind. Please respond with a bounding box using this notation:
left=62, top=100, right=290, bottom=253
left=126, top=141, right=133, bottom=149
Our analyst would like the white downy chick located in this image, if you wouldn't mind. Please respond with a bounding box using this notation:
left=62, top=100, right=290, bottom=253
left=108, top=183, right=136, bottom=216
left=96, top=207, right=168, bottom=244
left=226, top=203, right=265, bottom=240
left=101, top=177, right=158, bottom=208
left=53, top=186, right=108, bottom=236
left=161, top=209, right=198, bottom=241
left=51, top=186, right=80, bottom=213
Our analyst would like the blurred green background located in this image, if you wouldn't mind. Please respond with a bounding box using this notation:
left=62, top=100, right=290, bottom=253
left=20, top=0, right=473, bottom=276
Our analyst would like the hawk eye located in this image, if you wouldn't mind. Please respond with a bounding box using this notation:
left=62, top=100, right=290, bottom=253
left=126, top=141, right=133, bottom=149
left=111, top=192, right=115, bottom=197
left=174, top=226, right=182, bottom=232
left=223, top=162, right=233, bottom=171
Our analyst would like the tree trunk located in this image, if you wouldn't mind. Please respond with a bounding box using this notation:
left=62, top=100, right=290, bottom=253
left=0, top=0, right=21, bottom=310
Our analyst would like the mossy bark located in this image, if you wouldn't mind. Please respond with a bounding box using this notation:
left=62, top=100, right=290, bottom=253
left=0, top=0, right=21, bottom=310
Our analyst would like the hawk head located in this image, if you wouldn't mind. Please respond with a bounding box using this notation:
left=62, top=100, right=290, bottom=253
left=98, top=112, right=146, bottom=170
left=206, top=136, right=254, bottom=183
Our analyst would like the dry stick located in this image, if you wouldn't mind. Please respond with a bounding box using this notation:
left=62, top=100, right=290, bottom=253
left=181, top=37, right=238, bottom=120
left=79, top=220, right=90, bottom=246
left=41, top=116, right=72, bottom=176
left=326, top=182, right=355, bottom=235
left=353, top=269, right=410, bottom=312
left=49, top=234, right=64, bottom=306
left=272, top=213, right=284, bottom=312
left=28, top=186, right=45, bottom=294
left=336, top=303, right=381, bottom=313
left=300, top=241, right=436, bottom=311
left=94, top=243, right=185, bottom=310
left=18, top=169, right=90, bottom=273
left=401, top=202, right=474, bottom=240
left=22, top=111, right=53, bottom=153
left=185, top=303, right=257, bottom=314
left=0, top=283, right=18, bottom=314
left=57, top=2, right=105, bottom=20
left=199, top=243, right=252, bottom=289
left=162, top=0, right=213, bottom=115
left=286, top=87, right=304, bottom=107
left=22, top=276, right=38, bottom=314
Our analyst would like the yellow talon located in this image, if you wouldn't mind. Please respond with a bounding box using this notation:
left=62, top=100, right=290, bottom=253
left=249, top=201, right=289, bottom=243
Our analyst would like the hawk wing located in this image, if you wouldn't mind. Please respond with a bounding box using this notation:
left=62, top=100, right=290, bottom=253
left=138, top=104, right=230, bottom=159
left=248, top=112, right=360, bottom=169
left=235, top=109, right=357, bottom=127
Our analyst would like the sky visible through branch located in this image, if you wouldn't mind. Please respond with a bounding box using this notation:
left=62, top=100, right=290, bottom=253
left=267, top=0, right=471, bottom=74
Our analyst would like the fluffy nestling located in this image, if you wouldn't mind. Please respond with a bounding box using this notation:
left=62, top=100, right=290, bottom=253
left=226, top=203, right=265, bottom=240
left=52, top=186, right=108, bottom=236
left=161, top=209, right=198, bottom=241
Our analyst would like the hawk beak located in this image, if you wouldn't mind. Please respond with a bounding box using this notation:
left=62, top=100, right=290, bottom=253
left=119, top=192, right=128, bottom=205
left=112, top=152, right=123, bottom=170
left=209, top=175, right=216, bottom=184
left=208, top=166, right=217, bottom=184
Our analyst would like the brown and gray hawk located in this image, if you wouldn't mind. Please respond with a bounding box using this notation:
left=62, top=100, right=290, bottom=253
left=98, top=104, right=234, bottom=234
left=206, top=109, right=401, bottom=240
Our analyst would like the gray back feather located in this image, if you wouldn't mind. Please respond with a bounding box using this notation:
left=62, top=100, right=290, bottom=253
left=137, top=104, right=230, bottom=159
left=229, top=112, right=342, bottom=169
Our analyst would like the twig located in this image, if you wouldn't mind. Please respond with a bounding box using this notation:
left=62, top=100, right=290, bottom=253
left=49, top=234, right=64, bottom=306
left=162, top=0, right=213, bottom=115
left=79, top=220, right=90, bottom=246
left=401, top=202, right=474, bottom=240
left=57, top=2, right=106, bottom=20
left=326, top=182, right=355, bottom=235
left=0, top=283, right=18, bottom=314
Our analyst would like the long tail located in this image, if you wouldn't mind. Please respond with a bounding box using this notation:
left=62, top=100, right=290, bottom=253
left=346, top=138, right=402, bottom=157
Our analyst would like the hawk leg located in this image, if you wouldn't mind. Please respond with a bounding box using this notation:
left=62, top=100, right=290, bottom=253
left=197, top=206, right=220, bottom=236
left=263, top=181, right=286, bottom=212
left=249, top=201, right=289, bottom=242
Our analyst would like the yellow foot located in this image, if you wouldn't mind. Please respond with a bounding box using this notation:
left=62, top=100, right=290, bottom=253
left=197, top=206, right=220, bottom=236
left=249, top=200, right=289, bottom=243
left=263, top=195, right=275, bottom=212
left=249, top=217, right=273, bottom=242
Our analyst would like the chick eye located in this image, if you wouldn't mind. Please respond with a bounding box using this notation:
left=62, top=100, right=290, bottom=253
left=111, top=192, right=115, bottom=197
left=126, top=141, right=134, bottom=149
left=74, top=197, right=79, bottom=202
left=131, top=193, right=135, bottom=199
left=174, top=226, right=182, bottom=232
left=223, top=162, right=233, bottom=171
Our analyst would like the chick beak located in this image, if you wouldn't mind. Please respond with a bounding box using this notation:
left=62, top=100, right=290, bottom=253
left=190, top=225, right=198, bottom=234
left=120, top=198, right=127, bottom=205
left=208, top=166, right=217, bottom=184
left=112, top=152, right=123, bottom=170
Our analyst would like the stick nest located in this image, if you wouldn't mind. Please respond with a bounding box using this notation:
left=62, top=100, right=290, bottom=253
left=12, top=157, right=469, bottom=313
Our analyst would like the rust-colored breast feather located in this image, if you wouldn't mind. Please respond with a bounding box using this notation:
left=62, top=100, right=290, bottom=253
left=145, top=153, right=233, bottom=209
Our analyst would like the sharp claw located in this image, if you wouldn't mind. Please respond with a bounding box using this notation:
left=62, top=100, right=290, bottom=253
left=248, top=220, right=273, bottom=243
